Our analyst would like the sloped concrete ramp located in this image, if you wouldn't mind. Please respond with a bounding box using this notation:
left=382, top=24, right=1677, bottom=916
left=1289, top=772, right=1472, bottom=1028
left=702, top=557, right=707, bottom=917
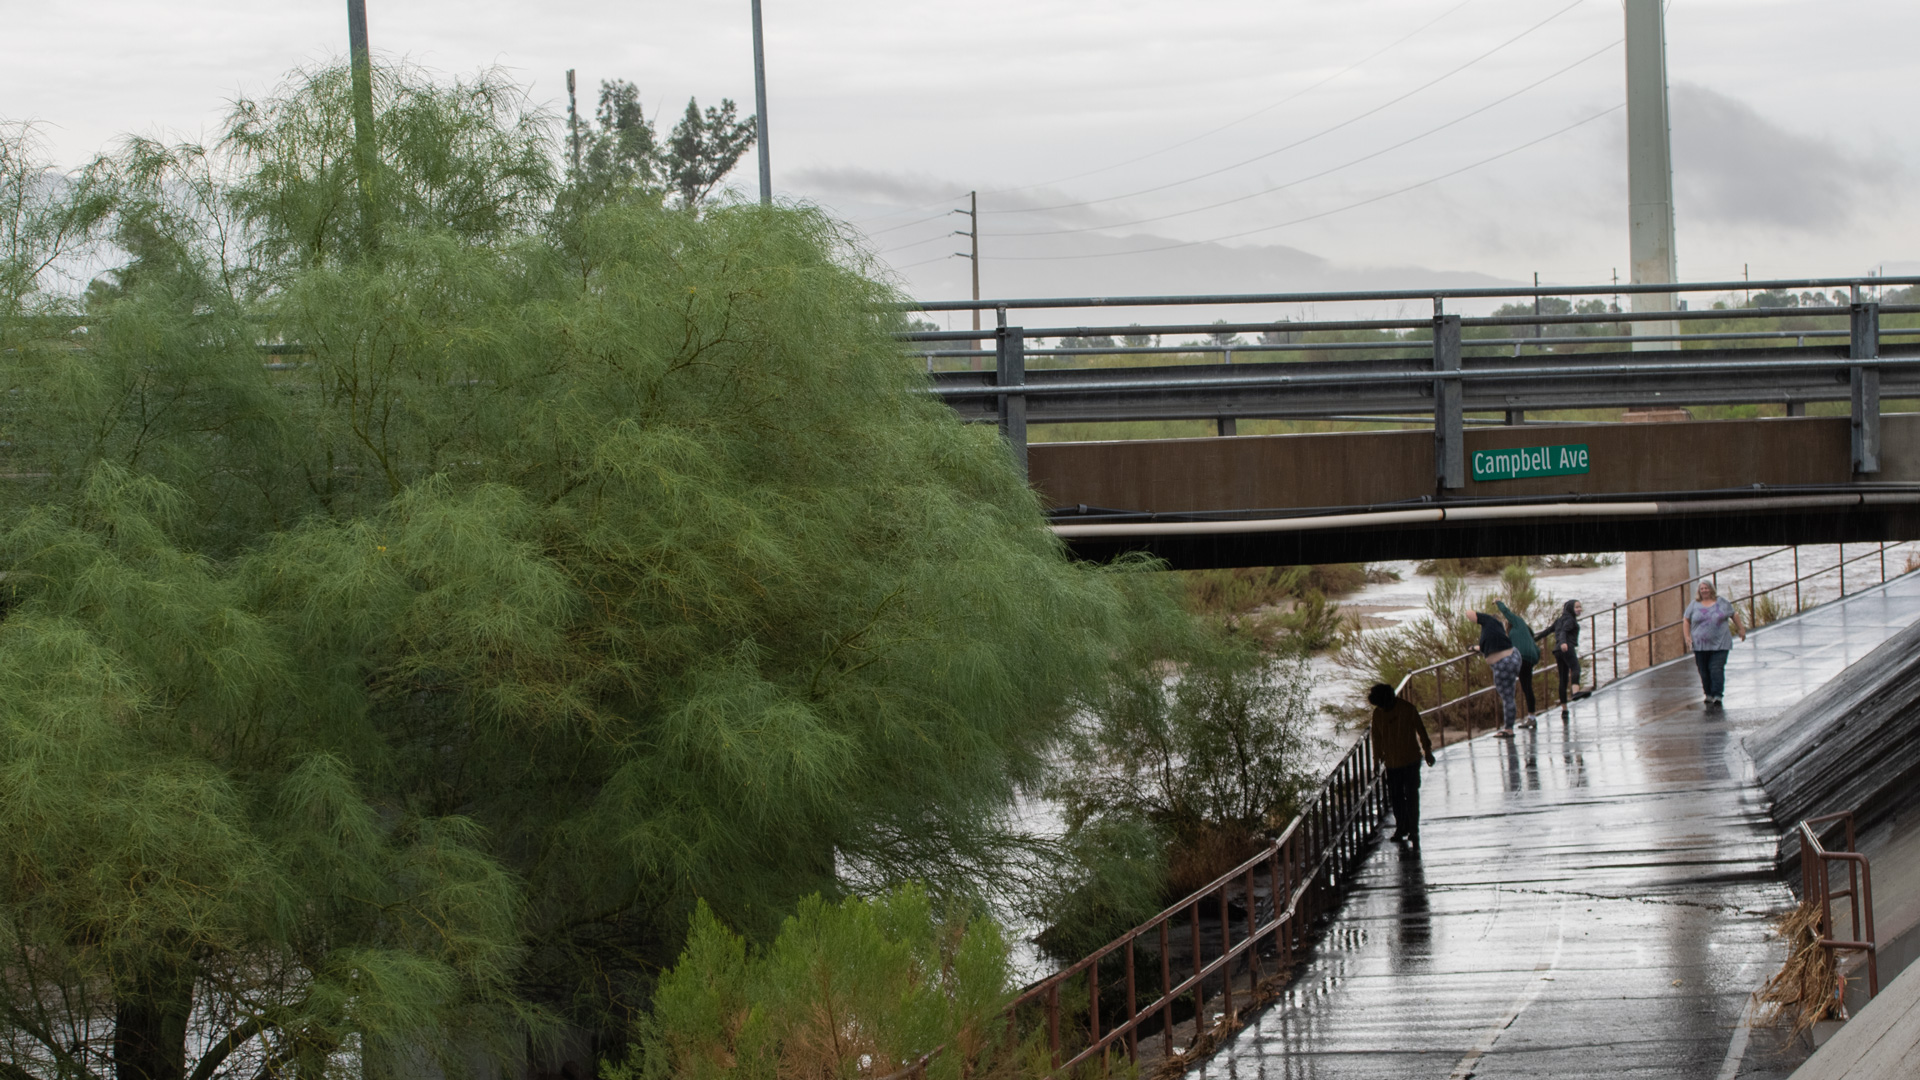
left=1198, top=573, right=1920, bottom=1079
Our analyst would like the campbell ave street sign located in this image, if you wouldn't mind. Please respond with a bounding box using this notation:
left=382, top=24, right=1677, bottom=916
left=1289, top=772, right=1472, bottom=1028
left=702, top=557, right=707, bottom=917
left=1472, top=443, right=1591, bottom=482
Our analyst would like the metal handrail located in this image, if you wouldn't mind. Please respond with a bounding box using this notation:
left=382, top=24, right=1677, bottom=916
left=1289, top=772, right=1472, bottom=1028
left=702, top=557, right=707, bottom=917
left=901, top=274, right=1920, bottom=314
left=1403, top=542, right=1910, bottom=734
left=883, top=732, right=1388, bottom=1078
left=1799, top=811, right=1879, bottom=999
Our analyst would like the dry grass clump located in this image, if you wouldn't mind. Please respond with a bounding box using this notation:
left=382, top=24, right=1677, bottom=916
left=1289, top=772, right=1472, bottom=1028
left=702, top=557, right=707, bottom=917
left=1748, top=592, right=1787, bottom=628
left=1757, top=901, right=1845, bottom=1034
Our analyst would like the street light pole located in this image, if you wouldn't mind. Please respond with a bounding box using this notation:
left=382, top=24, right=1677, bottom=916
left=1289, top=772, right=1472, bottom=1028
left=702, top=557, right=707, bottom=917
left=750, top=0, right=771, bottom=205
left=346, top=0, right=379, bottom=250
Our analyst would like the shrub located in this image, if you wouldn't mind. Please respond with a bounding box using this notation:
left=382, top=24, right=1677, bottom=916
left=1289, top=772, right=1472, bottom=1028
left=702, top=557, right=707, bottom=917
left=1041, top=625, right=1322, bottom=956
left=627, top=887, right=1025, bottom=1080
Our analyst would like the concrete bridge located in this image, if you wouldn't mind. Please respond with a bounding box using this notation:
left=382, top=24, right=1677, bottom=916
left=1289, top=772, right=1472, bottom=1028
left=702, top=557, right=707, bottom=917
left=907, top=276, right=1920, bottom=570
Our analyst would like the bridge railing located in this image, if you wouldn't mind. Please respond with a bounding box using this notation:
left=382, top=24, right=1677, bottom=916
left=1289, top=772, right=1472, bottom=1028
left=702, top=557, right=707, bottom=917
left=897, top=274, right=1920, bottom=481
left=1396, top=541, right=1914, bottom=736
left=882, top=731, right=1388, bottom=1079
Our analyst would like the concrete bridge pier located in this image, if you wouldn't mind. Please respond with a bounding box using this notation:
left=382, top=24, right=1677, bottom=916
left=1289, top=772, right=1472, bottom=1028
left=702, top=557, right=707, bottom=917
left=1622, top=408, right=1698, bottom=669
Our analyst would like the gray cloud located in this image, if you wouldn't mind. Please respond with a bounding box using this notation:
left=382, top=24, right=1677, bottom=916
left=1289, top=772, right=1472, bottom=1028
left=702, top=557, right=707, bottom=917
left=1671, top=81, right=1898, bottom=230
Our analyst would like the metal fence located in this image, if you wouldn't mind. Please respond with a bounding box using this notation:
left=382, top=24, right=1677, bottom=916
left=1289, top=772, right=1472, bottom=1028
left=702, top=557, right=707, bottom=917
left=1398, top=542, right=1913, bottom=737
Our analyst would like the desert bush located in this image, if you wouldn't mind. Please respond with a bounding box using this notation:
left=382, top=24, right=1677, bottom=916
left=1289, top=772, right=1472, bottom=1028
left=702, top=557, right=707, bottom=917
left=1040, top=626, right=1321, bottom=958
left=1177, top=563, right=1379, bottom=618
left=627, top=886, right=1026, bottom=1080
left=1540, top=552, right=1619, bottom=569
left=1337, top=567, right=1557, bottom=726
left=1749, top=591, right=1787, bottom=627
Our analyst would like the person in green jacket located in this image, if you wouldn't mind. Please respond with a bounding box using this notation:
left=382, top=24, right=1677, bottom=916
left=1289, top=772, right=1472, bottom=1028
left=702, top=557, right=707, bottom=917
left=1495, top=600, right=1540, bottom=729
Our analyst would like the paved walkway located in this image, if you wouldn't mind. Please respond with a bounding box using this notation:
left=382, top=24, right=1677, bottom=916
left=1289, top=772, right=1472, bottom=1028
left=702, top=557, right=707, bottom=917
left=1200, top=572, right=1920, bottom=1080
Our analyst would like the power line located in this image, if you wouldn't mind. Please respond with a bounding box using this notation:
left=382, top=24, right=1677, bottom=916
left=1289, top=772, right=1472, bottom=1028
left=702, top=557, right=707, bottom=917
left=848, top=0, right=1481, bottom=227
left=865, top=208, right=964, bottom=239
left=990, top=102, right=1624, bottom=262
left=980, top=0, right=1479, bottom=197
left=994, top=37, right=1622, bottom=239
left=987, top=0, right=1588, bottom=217
left=892, top=252, right=958, bottom=271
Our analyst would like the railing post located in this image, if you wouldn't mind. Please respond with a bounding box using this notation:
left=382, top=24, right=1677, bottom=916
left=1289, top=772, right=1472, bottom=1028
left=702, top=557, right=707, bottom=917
left=1189, top=901, right=1203, bottom=1033
left=1219, top=889, right=1234, bottom=1024
left=1433, top=313, right=1464, bottom=490
left=1851, top=301, right=1880, bottom=474
left=1124, top=937, right=1137, bottom=1061
left=1048, top=983, right=1061, bottom=1069
left=1089, top=956, right=1100, bottom=1063
left=996, top=326, right=1028, bottom=478
left=1159, top=922, right=1172, bottom=1057
left=1244, top=868, right=1260, bottom=979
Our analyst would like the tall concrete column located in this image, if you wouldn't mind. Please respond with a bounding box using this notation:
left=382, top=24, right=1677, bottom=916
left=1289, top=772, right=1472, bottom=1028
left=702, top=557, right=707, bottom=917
left=1625, top=0, right=1676, bottom=349
left=1622, top=0, right=1690, bottom=670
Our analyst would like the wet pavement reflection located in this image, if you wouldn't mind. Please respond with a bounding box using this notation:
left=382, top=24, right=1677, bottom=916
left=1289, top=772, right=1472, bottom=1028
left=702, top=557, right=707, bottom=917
left=1200, top=574, right=1920, bottom=1079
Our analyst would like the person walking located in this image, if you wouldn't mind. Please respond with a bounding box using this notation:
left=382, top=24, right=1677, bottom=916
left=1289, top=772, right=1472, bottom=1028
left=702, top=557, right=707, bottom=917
left=1683, top=581, right=1745, bottom=707
left=1368, top=682, right=1436, bottom=845
left=1495, top=599, right=1540, bottom=728
left=1551, top=599, right=1585, bottom=719
left=1471, top=608, right=1521, bottom=737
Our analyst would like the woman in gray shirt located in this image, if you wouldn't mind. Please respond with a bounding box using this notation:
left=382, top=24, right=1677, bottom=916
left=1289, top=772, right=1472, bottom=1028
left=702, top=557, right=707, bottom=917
left=1683, top=581, right=1746, bottom=707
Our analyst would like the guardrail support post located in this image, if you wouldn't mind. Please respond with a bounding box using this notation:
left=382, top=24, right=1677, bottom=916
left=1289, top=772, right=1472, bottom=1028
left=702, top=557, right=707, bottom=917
left=1433, top=314, right=1464, bottom=490
left=1851, top=302, right=1880, bottom=474
left=996, top=326, right=1028, bottom=478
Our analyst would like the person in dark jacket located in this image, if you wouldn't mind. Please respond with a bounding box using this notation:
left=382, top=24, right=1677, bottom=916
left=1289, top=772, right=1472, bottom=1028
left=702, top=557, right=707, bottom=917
left=1369, top=682, right=1436, bottom=844
left=1495, top=600, right=1539, bottom=728
left=1551, top=599, right=1584, bottom=718
left=1469, top=609, right=1521, bottom=736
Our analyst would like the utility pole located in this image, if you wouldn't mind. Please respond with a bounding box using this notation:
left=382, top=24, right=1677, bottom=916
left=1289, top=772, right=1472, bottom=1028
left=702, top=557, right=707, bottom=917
left=346, top=0, right=379, bottom=251
left=1534, top=271, right=1542, bottom=339
left=566, top=69, right=582, bottom=176
left=750, top=0, right=771, bottom=206
left=954, top=192, right=981, bottom=370
left=1624, top=0, right=1677, bottom=350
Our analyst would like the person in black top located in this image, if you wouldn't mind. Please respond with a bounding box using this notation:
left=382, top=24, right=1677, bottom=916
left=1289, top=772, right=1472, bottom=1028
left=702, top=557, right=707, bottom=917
left=1369, top=683, right=1436, bottom=844
left=1551, top=599, right=1584, bottom=718
left=1471, top=609, right=1521, bottom=736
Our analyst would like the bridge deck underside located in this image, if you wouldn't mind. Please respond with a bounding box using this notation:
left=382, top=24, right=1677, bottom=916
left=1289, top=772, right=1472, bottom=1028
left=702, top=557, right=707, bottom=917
left=1199, top=573, right=1920, bottom=1080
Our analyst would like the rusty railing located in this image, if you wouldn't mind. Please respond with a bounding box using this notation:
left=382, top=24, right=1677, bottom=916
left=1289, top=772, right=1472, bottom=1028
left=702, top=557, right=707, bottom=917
left=885, top=733, right=1387, bottom=1078
left=1397, top=541, right=1913, bottom=734
left=1799, top=810, right=1880, bottom=999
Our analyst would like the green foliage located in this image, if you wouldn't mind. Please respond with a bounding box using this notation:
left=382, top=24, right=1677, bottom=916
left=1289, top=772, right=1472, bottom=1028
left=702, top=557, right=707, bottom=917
left=1047, top=624, right=1320, bottom=940
left=0, top=122, right=113, bottom=319
left=666, top=99, right=756, bottom=209
left=565, top=80, right=756, bottom=212
left=0, top=61, right=1174, bottom=1080
left=223, top=63, right=556, bottom=276
left=627, top=888, right=1021, bottom=1080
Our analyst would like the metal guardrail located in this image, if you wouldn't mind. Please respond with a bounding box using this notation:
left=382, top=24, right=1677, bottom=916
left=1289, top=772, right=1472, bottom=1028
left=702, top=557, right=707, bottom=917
left=897, top=275, right=1920, bottom=481
left=1799, top=810, right=1879, bottom=1000
left=1399, top=542, right=1911, bottom=738
left=884, top=732, right=1387, bottom=1079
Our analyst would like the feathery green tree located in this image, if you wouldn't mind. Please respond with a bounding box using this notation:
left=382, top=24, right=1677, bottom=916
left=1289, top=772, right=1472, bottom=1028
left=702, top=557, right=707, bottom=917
left=0, top=60, right=1176, bottom=1080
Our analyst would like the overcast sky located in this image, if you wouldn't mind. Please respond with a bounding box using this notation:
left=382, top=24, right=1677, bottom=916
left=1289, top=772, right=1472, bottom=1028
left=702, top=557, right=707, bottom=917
left=7, top=0, right=1916, bottom=315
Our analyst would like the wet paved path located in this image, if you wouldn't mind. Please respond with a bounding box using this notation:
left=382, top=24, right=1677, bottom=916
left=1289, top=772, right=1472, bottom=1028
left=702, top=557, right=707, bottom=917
left=1201, top=573, right=1920, bottom=1080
